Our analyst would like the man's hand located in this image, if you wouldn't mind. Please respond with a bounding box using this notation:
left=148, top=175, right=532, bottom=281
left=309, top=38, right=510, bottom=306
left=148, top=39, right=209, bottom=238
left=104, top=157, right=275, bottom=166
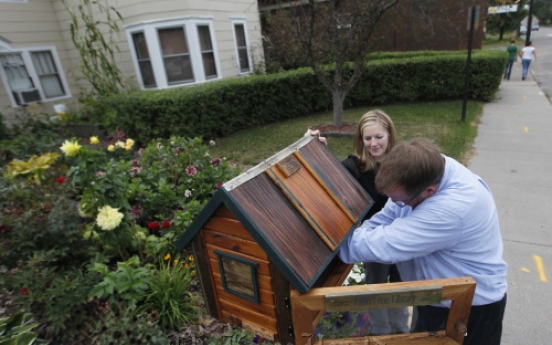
left=304, top=129, right=328, bottom=145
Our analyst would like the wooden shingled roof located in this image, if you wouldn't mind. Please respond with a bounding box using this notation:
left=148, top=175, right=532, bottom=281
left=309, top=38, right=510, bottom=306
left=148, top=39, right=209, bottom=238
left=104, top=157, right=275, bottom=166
left=176, top=135, right=374, bottom=294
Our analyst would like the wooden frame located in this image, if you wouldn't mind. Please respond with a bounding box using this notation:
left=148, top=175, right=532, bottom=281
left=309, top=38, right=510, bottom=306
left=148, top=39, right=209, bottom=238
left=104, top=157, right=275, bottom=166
left=290, top=277, right=476, bottom=345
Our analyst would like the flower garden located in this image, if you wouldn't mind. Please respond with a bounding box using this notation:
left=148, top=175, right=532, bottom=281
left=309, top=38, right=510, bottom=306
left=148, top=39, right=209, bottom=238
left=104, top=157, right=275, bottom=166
left=0, top=114, right=270, bottom=344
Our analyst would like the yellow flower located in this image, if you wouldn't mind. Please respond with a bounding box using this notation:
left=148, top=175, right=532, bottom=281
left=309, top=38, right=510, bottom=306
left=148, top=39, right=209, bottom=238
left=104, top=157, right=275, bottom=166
left=107, top=145, right=115, bottom=152
left=125, top=145, right=132, bottom=151
left=116, top=141, right=126, bottom=149
left=90, top=136, right=100, bottom=145
left=191, top=270, right=196, bottom=277
left=96, top=205, right=124, bottom=231
left=60, top=140, right=81, bottom=157
left=126, top=138, right=135, bottom=148
left=188, top=255, right=194, bottom=262
left=182, top=263, right=189, bottom=270
left=172, top=259, right=178, bottom=267
left=164, top=253, right=171, bottom=261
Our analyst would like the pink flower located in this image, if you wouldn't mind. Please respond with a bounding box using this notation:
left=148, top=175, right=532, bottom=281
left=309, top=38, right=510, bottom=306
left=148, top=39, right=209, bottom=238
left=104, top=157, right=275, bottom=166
left=133, top=159, right=140, bottom=168
left=95, top=171, right=106, bottom=177
left=138, top=148, right=145, bottom=155
left=184, top=190, right=192, bottom=198
left=186, top=166, right=197, bottom=177
left=55, top=176, right=66, bottom=184
left=212, top=158, right=221, bottom=167
left=131, top=206, right=142, bottom=219
left=175, top=148, right=181, bottom=155
left=130, top=167, right=140, bottom=176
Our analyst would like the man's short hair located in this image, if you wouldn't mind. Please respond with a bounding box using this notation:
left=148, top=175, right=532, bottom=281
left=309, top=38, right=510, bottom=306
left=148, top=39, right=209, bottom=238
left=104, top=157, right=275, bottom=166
left=375, top=138, right=445, bottom=196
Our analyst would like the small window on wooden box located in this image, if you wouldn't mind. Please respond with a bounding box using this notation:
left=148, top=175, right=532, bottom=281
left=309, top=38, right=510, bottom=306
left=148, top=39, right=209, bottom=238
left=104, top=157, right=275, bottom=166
left=215, top=250, right=259, bottom=303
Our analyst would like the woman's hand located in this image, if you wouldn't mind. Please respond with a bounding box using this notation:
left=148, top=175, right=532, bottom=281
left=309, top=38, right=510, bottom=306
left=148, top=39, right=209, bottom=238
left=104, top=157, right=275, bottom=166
left=304, top=129, right=328, bottom=145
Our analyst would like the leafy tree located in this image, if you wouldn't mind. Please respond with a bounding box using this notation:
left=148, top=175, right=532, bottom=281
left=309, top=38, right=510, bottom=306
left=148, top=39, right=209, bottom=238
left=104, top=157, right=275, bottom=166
left=533, top=0, right=552, bottom=24
left=486, top=0, right=529, bottom=40
left=262, top=0, right=441, bottom=127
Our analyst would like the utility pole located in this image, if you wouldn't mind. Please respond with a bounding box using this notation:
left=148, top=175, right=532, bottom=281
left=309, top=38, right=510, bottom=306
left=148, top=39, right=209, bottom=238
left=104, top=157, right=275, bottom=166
left=525, top=0, right=535, bottom=45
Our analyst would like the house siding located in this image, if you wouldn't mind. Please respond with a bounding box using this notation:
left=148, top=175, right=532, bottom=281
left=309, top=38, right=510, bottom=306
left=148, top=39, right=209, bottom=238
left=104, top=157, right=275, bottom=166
left=0, top=0, right=263, bottom=125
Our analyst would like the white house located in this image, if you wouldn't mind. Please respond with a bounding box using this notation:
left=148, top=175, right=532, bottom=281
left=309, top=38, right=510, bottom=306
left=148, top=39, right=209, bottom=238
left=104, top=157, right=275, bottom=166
left=0, top=0, right=264, bottom=125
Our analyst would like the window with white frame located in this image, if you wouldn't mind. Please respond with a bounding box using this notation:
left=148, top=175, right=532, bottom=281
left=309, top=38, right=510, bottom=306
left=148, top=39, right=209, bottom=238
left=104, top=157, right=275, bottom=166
left=232, top=20, right=251, bottom=73
left=0, top=0, right=27, bottom=3
left=0, top=48, right=69, bottom=106
left=127, top=18, right=220, bottom=90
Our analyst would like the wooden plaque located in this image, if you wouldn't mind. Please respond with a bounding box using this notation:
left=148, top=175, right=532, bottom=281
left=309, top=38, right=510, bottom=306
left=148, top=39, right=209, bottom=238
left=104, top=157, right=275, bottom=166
left=326, top=286, right=443, bottom=312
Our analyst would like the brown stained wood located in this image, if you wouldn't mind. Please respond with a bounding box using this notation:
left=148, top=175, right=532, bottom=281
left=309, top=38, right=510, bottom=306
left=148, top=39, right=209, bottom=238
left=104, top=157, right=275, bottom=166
left=204, top=214, right=256, bottom=242
left=297, top=140, right=373, bottom=219
left=203, top=229, right=268, bottom=260
left=315, top=258, right=353, bottom=288
left=292, top=277, right=475, bottom=311
left=215, top=205, right=235, bottom=218
left=215, top=285, right=276, bottom=316
left=267, top=163, right=353, bottom=250
left=192, top=234, right=220, bottom=318
left=220, top=299, right=279, bottom=331
left=446, top=283, right=475, bottom=344
left=294, top=151, right=356, bottom=224
left=276, top=155, right=302, bottom=177
left=311, top=331, right=458, bottom=345
left=207, top=251, right=271, bottom=276
left=291, top=277, right=476, bottom=345
left=212, top=272, right=275, bottom=305
left=270, top=261, right=294, bottom=345
left=230, top=173, right=331, bottom=285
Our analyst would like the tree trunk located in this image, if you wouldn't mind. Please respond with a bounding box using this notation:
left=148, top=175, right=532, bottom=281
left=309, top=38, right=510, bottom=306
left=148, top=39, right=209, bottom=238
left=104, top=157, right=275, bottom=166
left=332, top=90, right=344, bottom=127
left=499, top=27, right=504, bottom=41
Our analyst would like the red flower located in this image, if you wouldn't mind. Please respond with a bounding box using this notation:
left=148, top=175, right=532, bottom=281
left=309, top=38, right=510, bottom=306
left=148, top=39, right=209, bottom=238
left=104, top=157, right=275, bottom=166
left=212, top=158, right=221, bottom=167
left=186, top=166, right=197, bottom=177
left=214, top=182, right=224, bottom=189
left=20, top=288, right=28, bottom=295
left=162, top=221, right=171, bottom=228
left=148, top=222, right=160, bottom=231
left=55, top=176, right=66, bottom=184
left=43, top=204, right=49, bottom=210
left=0, top=225, right=9, bottom=234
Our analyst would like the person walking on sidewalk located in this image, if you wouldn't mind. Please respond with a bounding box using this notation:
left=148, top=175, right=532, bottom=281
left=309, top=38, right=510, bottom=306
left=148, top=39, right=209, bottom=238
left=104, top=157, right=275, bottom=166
left=519, top=41, right=537, bottom=81
left=504, top=39, right=518, bottom=80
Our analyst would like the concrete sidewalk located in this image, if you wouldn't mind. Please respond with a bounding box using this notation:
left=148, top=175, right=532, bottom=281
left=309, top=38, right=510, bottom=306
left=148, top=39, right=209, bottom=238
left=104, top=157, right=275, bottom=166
left=468, top=62, right=552, bottom=343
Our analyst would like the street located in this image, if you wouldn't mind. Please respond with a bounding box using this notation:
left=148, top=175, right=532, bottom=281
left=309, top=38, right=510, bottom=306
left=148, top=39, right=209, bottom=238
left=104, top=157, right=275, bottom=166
left=528, top=26, right=552, bottom=101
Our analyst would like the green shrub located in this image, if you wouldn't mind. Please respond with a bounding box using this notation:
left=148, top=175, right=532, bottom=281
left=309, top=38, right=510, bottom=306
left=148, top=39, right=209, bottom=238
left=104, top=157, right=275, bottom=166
left=137, top=255, right=199, bottom=329
left=0, top=311, right=49, bottom=345
left=89, top=50, right=506, bottom=145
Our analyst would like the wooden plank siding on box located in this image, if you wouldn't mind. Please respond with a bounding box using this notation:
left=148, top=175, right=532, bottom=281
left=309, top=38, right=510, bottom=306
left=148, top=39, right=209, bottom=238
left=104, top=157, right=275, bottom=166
left=177, top=136, right=374, bottom=344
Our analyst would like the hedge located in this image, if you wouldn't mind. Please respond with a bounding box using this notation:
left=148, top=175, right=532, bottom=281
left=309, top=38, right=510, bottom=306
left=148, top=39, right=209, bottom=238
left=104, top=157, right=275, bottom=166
left=90, top=50, right=506, bottom=145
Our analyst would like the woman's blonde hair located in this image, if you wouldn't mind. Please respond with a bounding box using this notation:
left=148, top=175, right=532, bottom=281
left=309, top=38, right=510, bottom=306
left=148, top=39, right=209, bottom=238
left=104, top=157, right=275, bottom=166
left=353, top=109, right=396, bottom=171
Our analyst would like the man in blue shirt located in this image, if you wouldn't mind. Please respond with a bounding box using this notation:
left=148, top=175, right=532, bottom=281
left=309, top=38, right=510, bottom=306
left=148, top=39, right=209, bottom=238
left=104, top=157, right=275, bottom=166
left=339, top=138, right=507, bottom=345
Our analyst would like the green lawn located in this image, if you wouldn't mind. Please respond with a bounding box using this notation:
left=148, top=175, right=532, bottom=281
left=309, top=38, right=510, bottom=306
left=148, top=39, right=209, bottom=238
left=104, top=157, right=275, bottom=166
left=209, top=100, right=483, bottom=168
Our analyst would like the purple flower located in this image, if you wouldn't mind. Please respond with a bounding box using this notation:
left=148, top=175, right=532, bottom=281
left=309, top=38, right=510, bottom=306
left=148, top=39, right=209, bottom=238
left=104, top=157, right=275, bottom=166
left=212, top=157, right=221, bottom=167
left=186, top=166, right=197, bottom=177
left=133, top=159, right=140, bottom=168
